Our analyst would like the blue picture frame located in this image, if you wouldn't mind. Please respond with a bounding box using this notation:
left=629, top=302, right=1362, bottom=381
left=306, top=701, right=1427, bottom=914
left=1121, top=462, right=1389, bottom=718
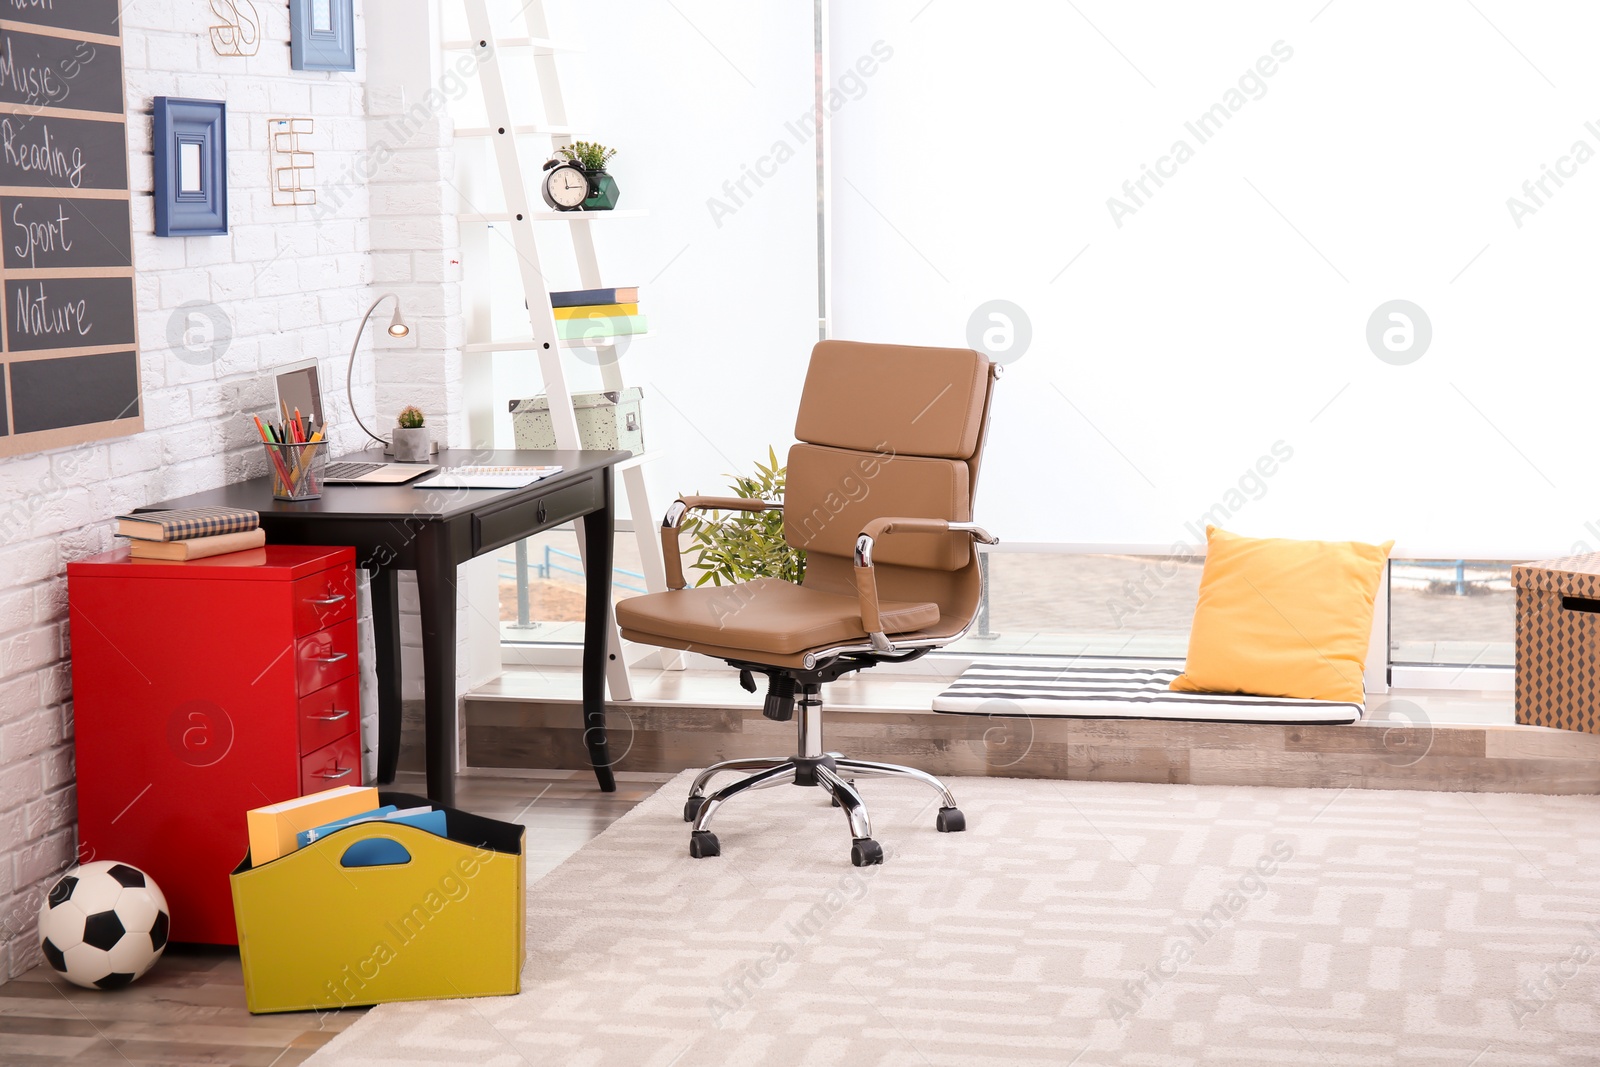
left=289, top=0, right=355, bottom=72
left=153, top=98, right=227, bottom=237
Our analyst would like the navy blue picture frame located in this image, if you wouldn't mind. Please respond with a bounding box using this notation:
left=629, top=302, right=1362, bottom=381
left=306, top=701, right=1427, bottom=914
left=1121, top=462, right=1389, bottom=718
left=289, top=0, right=355, bottom=72
left=153, top=98, right=227, bottom=237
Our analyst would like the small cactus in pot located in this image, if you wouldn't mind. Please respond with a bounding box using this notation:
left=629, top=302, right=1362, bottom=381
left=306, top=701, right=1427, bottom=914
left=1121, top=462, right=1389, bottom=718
left=391, top=406, right=430, bottom=462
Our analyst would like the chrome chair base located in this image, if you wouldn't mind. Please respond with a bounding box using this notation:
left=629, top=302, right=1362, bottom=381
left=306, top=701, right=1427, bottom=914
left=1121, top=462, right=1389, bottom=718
left=682, top=682, right=965, bottom=867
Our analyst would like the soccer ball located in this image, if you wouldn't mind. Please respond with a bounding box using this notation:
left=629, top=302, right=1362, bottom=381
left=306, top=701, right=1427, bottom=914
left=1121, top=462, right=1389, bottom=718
left=37, top=861, right=170, bottom=990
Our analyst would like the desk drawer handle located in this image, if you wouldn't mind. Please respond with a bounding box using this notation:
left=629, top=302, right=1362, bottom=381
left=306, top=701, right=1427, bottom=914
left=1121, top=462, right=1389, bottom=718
left=307, top=709, right=351, bottom=722
left=316, top=765, right=354, bottom=780
left=307, top=593, right=348, bottom=606
left=536, top=500, right=548, bottom=524
left=310, top=651, right=349, bottom=664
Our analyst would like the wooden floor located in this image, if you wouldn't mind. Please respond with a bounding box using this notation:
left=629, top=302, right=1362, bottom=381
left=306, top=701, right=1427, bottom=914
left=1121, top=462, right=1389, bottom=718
left=0, top=770, right=667, bottom=1067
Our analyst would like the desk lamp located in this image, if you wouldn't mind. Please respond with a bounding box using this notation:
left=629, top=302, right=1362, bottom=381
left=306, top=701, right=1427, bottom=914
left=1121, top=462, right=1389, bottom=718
left=346, top=293, right=415, bottom=454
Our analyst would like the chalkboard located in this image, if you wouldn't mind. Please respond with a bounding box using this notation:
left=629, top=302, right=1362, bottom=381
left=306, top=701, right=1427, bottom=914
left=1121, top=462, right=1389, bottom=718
left=0, top=0, right=122, bottom=37
left=0, top=7, right=138, bottom=455
left=5, top=276, right=134, bottom=351
left=0, top=30, right=123, bottom=114
left=2, top=196, right=131, bottom=269
left=0, top=113, right=127, bottom=190
left=9, top=350, right=137, bottom=434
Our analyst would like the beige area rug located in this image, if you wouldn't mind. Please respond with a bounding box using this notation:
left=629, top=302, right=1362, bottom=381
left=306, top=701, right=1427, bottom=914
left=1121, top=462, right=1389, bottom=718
left=308, top=773, right=1600, bottom=1066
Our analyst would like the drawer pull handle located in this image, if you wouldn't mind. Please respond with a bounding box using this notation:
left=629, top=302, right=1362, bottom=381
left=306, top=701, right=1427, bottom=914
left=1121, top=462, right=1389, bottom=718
left=536, top=500, right=548, bottom=524
left=308, top=709, right=350, bottom=721
left=316, top=765, right=354, bottom=780
left=311, top=651, right=349, bottom=664
left=307, top=594, right=348, bottom=606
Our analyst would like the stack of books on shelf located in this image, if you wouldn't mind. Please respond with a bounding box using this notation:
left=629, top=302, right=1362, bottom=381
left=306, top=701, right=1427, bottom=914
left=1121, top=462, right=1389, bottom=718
left=114, top=506, right=265, bottom=561
left=551, top=285, right=645, bottom=342
left=246, top=786, right=448, bottom=867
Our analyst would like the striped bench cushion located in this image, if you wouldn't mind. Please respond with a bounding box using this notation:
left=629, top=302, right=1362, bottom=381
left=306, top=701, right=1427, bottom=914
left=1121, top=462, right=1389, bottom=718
left=932, top=662, right=1363, bottom=725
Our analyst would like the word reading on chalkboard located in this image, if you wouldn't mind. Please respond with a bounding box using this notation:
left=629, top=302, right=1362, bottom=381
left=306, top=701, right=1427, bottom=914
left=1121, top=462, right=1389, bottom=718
left=0, top=114, right=127, bottom=189
left=0, top=118, right=81, bottom=184
left=4, top=196, right=131, bottom=269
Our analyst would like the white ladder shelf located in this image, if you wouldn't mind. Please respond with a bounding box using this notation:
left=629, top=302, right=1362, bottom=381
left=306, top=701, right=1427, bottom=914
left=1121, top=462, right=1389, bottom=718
left=456, top=0, right=669, bottom=701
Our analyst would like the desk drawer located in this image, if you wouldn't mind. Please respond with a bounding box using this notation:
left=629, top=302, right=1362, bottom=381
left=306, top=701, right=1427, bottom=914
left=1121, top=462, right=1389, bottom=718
left=295, top=619, right=358, bottom=696
left=300, top=733, right=362, bottom=795
left=292, top=565, right=357, bottom=636
left=298, top=674, right=359, bottom=754
left=473, top=475, right=602, bottom=555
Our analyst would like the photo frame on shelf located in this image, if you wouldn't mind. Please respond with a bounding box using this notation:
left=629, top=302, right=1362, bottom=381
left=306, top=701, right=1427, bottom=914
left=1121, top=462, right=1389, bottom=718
left=289, top=0, right=355, bottom=72
left=153, top=97, right=228, bottom=237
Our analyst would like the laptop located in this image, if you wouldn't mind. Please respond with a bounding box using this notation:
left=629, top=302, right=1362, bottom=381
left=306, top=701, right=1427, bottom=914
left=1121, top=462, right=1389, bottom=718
left=273, top=361, right=437, bottom=484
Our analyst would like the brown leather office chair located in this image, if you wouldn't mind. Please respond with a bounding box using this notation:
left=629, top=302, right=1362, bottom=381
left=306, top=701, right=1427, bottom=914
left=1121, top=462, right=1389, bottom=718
left=615, top=340, right=1000, bottom=867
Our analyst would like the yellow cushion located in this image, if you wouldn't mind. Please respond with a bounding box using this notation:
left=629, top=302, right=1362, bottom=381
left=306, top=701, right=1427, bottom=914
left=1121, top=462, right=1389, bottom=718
left=1170, top=527, right=1393, bottom=704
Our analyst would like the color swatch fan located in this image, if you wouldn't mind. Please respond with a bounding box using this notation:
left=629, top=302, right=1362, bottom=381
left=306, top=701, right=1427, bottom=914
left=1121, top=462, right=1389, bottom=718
left=37, top=861, right=170, bottom=990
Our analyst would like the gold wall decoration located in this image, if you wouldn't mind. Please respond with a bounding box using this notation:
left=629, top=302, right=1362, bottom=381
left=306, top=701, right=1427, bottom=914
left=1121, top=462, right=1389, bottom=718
left=268, top=118, right=317, bottom=207
left=209, top=1, right=261, bottom=58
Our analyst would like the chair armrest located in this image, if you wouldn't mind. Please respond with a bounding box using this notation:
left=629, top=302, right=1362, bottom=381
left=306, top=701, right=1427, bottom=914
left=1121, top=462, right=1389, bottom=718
left=659, top=496, right=782, bottom=590
left=852, top=518, right=999, bottom=651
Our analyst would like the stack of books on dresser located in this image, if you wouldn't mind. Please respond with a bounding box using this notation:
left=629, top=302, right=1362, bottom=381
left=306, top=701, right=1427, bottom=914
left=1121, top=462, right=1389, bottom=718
left=551, top=285, right=646, bottom=341
left=114, top=506, right=264, bottom=560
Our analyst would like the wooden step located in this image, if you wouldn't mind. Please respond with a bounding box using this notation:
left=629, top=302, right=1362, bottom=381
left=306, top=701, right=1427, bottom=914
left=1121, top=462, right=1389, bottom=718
left=463, top=685, right=1600, bottom=795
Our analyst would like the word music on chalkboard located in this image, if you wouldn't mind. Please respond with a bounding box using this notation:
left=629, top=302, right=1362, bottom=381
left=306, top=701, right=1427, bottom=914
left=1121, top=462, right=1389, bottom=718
left=0, top=0, right=140, bottom=457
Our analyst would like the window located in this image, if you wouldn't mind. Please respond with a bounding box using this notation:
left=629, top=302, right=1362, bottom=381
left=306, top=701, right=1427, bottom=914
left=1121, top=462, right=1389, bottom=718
left=946, top=550, right=1200, bottom=660
left=498, top=527, right=648, bottom=646
left=1389, top=559, right=1517, bottom=670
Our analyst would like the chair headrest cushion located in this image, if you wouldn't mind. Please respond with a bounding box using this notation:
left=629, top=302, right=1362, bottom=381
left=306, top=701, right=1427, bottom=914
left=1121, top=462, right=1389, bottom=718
left=794, top=341, right=992, bottom=459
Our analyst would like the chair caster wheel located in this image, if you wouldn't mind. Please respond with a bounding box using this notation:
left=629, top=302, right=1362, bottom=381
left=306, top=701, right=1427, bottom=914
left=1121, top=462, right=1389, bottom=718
left=851, top=838, right=883, bottom=867
left=683, top=796, right=705, bottom=823
left=936, top=807, right=966, bottom=833
left=689, top=830, right=720, bottom=858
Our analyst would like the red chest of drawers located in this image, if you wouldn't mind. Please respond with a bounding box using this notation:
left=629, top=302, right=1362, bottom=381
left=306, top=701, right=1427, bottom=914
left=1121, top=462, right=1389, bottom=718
left=67, top=545, right=362, bottom=945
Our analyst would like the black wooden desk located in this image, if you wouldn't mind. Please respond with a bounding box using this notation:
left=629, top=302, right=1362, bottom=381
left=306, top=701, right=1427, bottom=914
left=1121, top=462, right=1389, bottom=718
left=143, top=448, right=630, bottom=806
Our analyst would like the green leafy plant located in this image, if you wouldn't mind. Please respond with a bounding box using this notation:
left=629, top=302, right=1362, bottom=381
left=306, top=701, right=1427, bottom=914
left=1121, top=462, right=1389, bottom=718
left=682, top=447, right=805, bottom=586
left=558, top=140, right=617, bottom=173
left=397, top=405, right=425, bottom=429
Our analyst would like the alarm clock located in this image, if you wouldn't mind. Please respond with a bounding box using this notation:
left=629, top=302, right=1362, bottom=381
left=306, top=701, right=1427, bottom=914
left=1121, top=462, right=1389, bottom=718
left=541, top=159, right=590, bottom=211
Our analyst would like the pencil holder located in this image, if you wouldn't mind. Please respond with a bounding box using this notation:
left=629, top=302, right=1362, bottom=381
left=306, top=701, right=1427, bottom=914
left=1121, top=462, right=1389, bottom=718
left=263, top=441, right=327, bottom=501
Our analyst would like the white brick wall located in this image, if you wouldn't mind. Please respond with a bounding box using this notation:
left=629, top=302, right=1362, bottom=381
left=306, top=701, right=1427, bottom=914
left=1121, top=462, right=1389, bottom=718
left=0, top=1, right=467, bottom=982
left=358, top=16, right=464, bottom=703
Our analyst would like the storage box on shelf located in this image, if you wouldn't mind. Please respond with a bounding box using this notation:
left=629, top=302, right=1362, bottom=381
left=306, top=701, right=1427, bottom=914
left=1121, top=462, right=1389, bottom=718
left=510, top=387, right=643, bottom=452
left=67, top=545, right=363, bottom=944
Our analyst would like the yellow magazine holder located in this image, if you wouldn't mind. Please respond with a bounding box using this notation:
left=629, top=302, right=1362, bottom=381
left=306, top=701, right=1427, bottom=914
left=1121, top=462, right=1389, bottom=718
left=231, top=793, right=525, bottom=1013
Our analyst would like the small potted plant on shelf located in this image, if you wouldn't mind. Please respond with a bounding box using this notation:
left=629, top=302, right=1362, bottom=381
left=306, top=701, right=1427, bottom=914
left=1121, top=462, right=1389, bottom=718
left=392, top=405, right=430, bottom=463
left=558, top=140, right=620, bottom=210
